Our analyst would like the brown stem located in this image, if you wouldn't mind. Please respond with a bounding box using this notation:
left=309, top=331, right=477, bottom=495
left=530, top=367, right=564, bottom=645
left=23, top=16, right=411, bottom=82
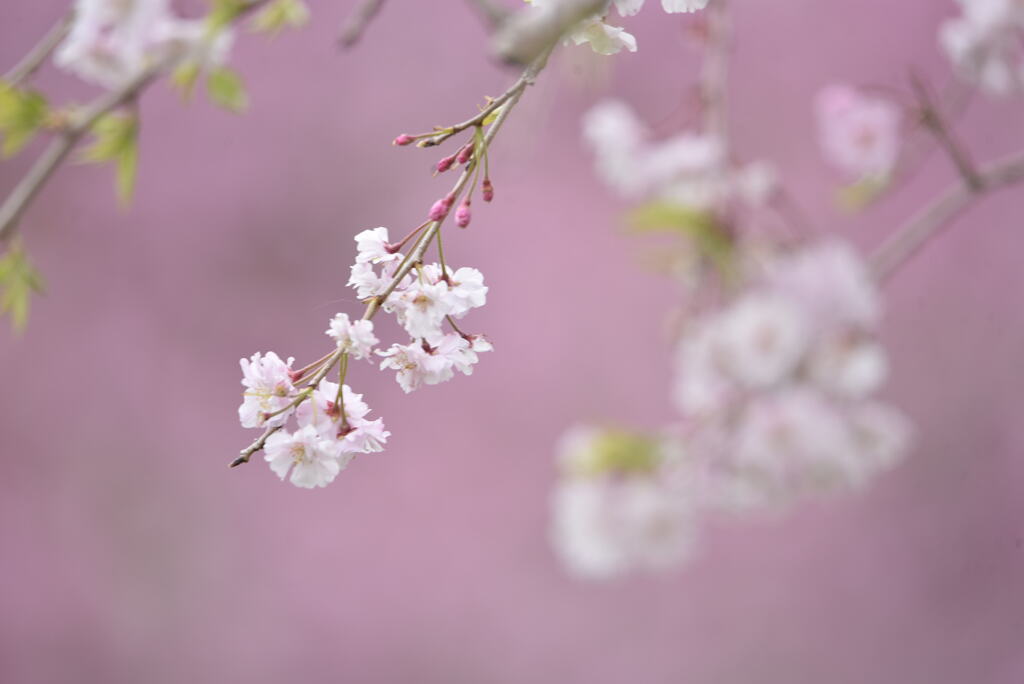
left=3, top=11, right=74, bottom=86
left=338, top=0, right=387, bottom=48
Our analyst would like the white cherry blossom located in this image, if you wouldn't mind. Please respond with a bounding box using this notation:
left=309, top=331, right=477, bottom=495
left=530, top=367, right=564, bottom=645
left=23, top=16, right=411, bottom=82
left=264, top=425, right=347, bottom=489
left=238, top=351, right=296, bottom=429
left=325, top=313, right=378, bottom=360
left=816, top=84, right=902, bottom=179
left=295, top=380, right=390, bottom=453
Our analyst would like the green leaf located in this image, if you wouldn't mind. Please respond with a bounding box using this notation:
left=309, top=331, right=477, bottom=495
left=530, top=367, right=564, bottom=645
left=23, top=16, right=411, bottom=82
left=627, top=201, right=735, bottom=274
left=250, top=0, right=310, bottom=35
left=80, top=112, right=140, bottom=205
left=206, top=67, right=248, bottom=113
left=566, top=428, right=661, bottom=477
left=0, top=242, right=45, bottom=334
left=836, top=176, right=889, bottom=212
left=207, top=0, right=249, bottom=32
left=171, top=62, right=202, bottom=100
left=0, top=80, right=49, bottom=158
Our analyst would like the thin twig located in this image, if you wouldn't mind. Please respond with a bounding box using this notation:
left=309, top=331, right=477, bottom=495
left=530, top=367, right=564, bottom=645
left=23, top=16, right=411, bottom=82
left=700, top=0, right=730, bottom=148
left=3, top=11, right=74, bottom=86
left=869, top=150, right=1024, bottom=281
left=413, top=65, right=542, bottom=147
left=910, top=73, right=982, bottom=190
left=338, top=0, right=387, bottom=48
left=233, top=49, right=550, bottom=468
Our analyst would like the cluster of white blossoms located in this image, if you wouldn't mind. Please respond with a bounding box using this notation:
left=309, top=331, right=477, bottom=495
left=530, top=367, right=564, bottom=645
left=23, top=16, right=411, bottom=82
left=55, top=0, right=233, bottom=89
left=583, top=99, right=776, bottom=208
left=550, top=426, right=698, bottom=578
left=670, top=239, right=912, bottom=511
left=238, top=226, right=490, bottom=487
left=238, top=350, right=389, bottom=489
left=815, top=84, right=903, bottom=181
left=551, top=239, right=912, bottom=577
left=941, top=0, right=1024, bottom=95
left=527, top=0, right=712, bottom=56
left=348, top=226, right=492, bottom=393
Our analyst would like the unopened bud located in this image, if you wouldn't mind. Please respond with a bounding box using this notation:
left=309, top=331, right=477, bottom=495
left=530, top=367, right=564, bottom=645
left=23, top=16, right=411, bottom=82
left=455, top=199, right=472, bottom=228
left=482, top=178, right=494, bottom=202
left=393, top=134, right=415, bottom=146
left=429, top=193, right=456, bottom=221
left=436, top=154, right=456, bottom=173
left=456, top=143, right=474, bottom=165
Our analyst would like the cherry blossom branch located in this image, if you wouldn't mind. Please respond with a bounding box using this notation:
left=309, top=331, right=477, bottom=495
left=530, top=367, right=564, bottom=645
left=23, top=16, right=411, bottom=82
left=231, top=48, right=550, bottom=468
left=3, top=11, right=73, bottom=86
left=406, top=65, right=541, bottom=148
left=0, top=0, right=271, bottom=246
left=870, top=150, right=1024, bottom=281
left=0, top=63, right=164, bottom=244
left=338, top=0, right=387, bottom=48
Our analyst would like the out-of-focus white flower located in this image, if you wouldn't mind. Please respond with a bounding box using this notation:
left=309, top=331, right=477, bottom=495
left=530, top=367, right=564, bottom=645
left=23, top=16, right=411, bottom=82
left=583, top=99, right=773, bottom=211
left=733, top=387, right=861, bottom=497
left=55, top=0, right=233, bottom=89
left=550, top=426, right=697, bottom=578
left=672, top=317, right=733, bottom=416
left=940, top=0, right=1024, bottom=95
left=570, top=19, right=638, bottom=55
left=809, top=337, right=888, bottom=399
left=552, top=477, right=696, bottom=578
left=239, top=351, right=295, bottom=428
left=733, top=161, right=779, bottom=206
left=326, top=313, right=378, bottom=360
left=718, top=292, right=810, bottom=388
left=816, top=84, right=902, bottom=179
left=769, top=239, right=881, bottom=332
left=847, top=401, right=912, bottom=478
left=264, top=425, right=346, bottom=489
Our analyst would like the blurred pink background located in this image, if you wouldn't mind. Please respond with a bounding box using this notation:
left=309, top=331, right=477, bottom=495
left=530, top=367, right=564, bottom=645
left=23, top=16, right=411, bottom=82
left=2, top=1, right=1023, bottom=682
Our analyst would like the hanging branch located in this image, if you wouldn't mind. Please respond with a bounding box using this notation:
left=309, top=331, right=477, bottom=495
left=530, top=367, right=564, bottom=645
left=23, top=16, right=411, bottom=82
left=870, top=150, right=1024, bottom=281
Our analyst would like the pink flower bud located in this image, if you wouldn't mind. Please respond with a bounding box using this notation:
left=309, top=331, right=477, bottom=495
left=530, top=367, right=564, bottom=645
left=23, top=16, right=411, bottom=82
left=436, top=154, right=456, bottom=173
left=482, top=178, right=494, bottom=202
left=456, top=143, right=474, bottom=165
left=393, top=134, right=415, bottom=146
left=455, top=199, right=471, bottom=228
left=429, top=193, right=456, bottom=221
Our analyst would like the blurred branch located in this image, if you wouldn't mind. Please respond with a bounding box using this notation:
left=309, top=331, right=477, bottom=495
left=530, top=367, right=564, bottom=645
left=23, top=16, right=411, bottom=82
left=910, top=72, right=982, bottom=191
left=338, top=0, right=387, bottom=48
left=700, top=0, right=730, bottom=145
left=0, top=0, right=272, bottom=246
left=870, top=150, right=1024, bottom=281
left=3, top=11, right=73, bottom=87
left=0, top=63, right=163, bottom=245
left=491, top=0, right=606, bottom=65
left=466, top=0, right=511, bottom=29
